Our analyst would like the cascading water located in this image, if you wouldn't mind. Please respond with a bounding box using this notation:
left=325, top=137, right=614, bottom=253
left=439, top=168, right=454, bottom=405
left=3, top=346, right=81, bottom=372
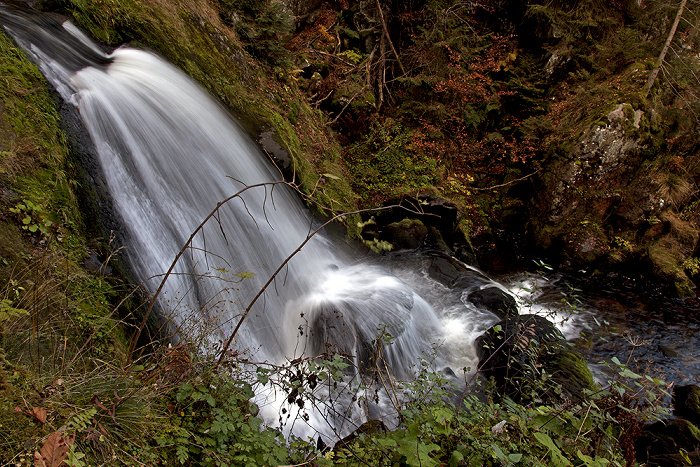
left=2, top=5, right=591, bottom=442
left=0, top=5, right=469, bottom=438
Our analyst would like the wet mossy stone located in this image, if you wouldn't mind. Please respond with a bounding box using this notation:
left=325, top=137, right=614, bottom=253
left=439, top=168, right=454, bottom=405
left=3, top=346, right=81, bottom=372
left=334, top=419, right=388, bottom=451
left=635, top=419, right=700, bottom=467
left=381, top=193, right=460, bottom=241
left=467, top=285, right=518, bottom=319
left=475, top=314, right=595, bottom=401
left=383, top=218, right=428, bottom=250
left=674, top=384, right=700, bottom=428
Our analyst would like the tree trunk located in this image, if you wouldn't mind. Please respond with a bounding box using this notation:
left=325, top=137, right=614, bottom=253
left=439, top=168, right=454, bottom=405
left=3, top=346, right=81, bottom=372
left=644, top=0, right=688, bottom=96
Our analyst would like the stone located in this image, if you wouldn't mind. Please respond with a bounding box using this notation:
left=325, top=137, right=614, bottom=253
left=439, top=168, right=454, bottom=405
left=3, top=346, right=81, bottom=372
left=673, top=384, right=700, bottom=428
left=635, top=419, right=700, bottom=466
left=467, top=285, right=518, bottom=319
left=382, top=218, right=428, bottom=250
left=475, top=314, right=595, bottom=401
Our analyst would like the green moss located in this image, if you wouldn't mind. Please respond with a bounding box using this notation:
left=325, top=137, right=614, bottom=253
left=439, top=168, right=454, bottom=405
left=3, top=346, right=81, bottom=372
left=346, top=120, right=442, bottom=205
left=549, top=347, right=596, bottom=398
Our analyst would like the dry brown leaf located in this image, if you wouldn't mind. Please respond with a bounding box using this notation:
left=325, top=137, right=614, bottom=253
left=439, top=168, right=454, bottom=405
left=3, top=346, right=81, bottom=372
left=35, top=430, right=72, bottom=467
left=33, top=450, right=47, bottom=467
left=31, top=407, right=47, bottom=424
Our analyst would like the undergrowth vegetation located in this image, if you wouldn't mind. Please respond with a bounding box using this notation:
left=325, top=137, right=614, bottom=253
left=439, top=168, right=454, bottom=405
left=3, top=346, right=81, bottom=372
left=0, top=0, right=696, bottom=465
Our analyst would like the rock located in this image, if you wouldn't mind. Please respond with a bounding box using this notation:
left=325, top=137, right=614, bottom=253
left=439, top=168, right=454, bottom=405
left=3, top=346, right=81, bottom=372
left=475, top=314, right=595, bottom=401
left=382, top=218, right=428, bottom=250
left=673, top=384, right=700, bottom=428
left=334, top=419, right=388, bottom=451
left=635, top=419, right=700, bottom=466
left=467, top=285, right=518, bottom=319
left=381, top=192, right=460, bottom=244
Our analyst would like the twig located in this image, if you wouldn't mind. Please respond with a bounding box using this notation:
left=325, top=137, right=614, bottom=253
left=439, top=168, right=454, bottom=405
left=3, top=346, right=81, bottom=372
left=375, top=0, right=406, bottom=76
left=214, top=202, right=422, bottom=368
left=126, top=181, right=290, bottom=363
left=468, top=170, right=540, bottom=191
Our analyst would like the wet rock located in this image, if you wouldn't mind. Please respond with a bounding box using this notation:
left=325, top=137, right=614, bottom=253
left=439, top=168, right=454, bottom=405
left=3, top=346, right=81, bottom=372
left=382, top=218, right=428, bottom=250
left=467, top=285, right=518, bottom=320
left=673, top=384, right=700, bottom=428
left=334, top=419, right=388, bottom=451
left=475, top=314, right=595, bottom=401
left=635, top=419, right=700, bottom=467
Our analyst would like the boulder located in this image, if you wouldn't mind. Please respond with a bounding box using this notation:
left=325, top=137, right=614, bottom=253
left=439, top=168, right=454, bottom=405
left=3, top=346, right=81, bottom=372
left=475, top=314, right=595, bottom=401
left=380, top=192, right=460, bottom=244
left=467, top=285, right=518, bottom=320
left=635, top=419, right=700, bottom=467
left=382, top=218, right=428, bottom=250
left=674, top=384, right=700, bottom=428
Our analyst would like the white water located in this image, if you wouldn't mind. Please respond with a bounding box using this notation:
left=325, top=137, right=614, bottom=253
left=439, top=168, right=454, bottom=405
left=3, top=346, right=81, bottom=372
left=0, top=8, right=576, bottom=442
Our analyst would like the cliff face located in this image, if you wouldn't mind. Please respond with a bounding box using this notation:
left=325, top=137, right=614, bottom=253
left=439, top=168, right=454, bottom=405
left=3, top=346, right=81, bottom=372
left=26, top=0, right=700, bottom=295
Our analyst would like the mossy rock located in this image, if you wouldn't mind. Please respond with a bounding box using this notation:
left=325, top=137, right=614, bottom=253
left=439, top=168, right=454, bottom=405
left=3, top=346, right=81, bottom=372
left=382, top=218, right=428, bottom=250
left=548, top=347, right=596, bottom=399
left=635, top=419, right=700, bottom=467
left=648, top=236, right=695, bottom=297
left=673, top=384, right=700, bottom=428
left=476, top=314, right=595, bottom=402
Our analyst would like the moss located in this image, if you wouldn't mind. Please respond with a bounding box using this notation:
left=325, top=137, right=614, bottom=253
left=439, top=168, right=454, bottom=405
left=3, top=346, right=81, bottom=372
left=383, top=218, right=428, bottom=250
left=549, top=346, right=596, bottom=398
left=648, top=237, right=695, bottom=297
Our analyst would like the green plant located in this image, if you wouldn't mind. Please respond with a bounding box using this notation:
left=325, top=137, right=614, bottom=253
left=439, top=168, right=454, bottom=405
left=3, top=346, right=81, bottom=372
left=156, top=376, right=288, bottom=466
left=9, top=199, right=54, bottom=236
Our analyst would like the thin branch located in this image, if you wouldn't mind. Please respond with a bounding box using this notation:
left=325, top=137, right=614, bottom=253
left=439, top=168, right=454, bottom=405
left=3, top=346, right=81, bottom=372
left=126, top=181, right=290, bottom=362
left=214, top=202, right=423, bottom=368
left=469, top=170, right=540, bottom=191
left=375, top=0, right=406, bottom=76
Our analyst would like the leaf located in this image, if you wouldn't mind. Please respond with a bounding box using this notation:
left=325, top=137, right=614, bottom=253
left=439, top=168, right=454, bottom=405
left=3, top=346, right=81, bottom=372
left=322, top=173, right=341, bottom=180
left=36, top=431, right=73, bottom=467
left=449, top=450, right=464, bottom=467
left=31, top=407, right=47, bottom=424
left=33, top=451, right=47, bottom=467
left=534, top=432, right=571, bottom=467
left=577, top=450, right=609, bottom=467
left=235, top=271, right=255, bottom=280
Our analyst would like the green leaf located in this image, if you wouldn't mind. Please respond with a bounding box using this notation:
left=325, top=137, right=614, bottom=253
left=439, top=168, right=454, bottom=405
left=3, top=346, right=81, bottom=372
left=534, top=432, right=571, bottom=467
left=235, top=271, right=255, bottom=279
left=577, top=450, right=609, bottom=466
left=449, top=450, right=464, bottom=467
left=322, top=173, right=341, bottom=180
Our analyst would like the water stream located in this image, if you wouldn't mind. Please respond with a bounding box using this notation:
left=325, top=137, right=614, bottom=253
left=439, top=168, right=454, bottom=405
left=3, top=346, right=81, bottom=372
left=2, top=4, right=696, bottom=443
left=0, top=6, right=494, bottom=440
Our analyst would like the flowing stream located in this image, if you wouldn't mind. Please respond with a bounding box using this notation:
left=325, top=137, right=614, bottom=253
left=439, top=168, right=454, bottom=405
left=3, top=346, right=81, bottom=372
left=0, top=6, right=498, bottom=440
left=2, top=4, right=695, bottom=443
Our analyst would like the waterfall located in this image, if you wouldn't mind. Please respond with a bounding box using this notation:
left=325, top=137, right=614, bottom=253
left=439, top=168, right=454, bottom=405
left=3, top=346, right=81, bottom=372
left=0, top=6, right=503, bottom=440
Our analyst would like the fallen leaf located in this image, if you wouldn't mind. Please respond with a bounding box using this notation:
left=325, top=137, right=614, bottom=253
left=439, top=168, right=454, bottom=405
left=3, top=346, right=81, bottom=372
left=30, top=407, right=47, bottom=424
left=33, top=450, right=46, bottom=467
left=36, top=430, right=72, bottom=467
